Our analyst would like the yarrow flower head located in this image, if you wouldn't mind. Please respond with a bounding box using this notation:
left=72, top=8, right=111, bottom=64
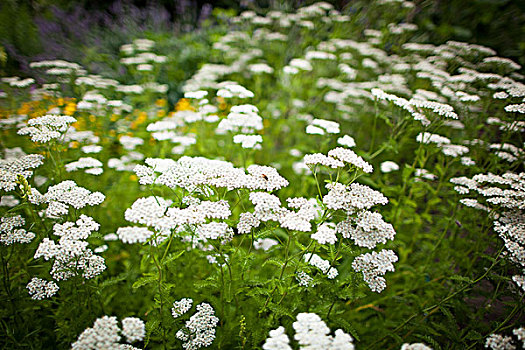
left=263, top=312, right=354, bottom=350
left=18, top=115, right=76, bottom=143
left=26, top=277, right=59, bottom=300
left=0, top=154, right=44, bottom=192
left=43, top=181, right=105, bottom=218
left=176, top=302, right=219, bottom=350
left=0, top=215, right=35, bottom=245
left=172, top=298, right=193, bottom=318
left=352, top=249, right=398, bottom=292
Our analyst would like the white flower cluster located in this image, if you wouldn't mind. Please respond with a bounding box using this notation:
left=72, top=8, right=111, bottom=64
left=172, top=298, right=193, bottom=318
left=0, top=215, right=35, bottom=245
left=217, top=104, right=263, bottom=134
left=175, top=303, right=219, bottom=350
left=65, top=157, right=103, bottom=175
left=18, top=115, right=76, bottom=143
left=401, top=344, right=433, bottom=350
left=233, top=134, right=263, bottom=149
left=380, top=161, right=399, bottom=173
left=485, top=334, right=516, bottom=350
left=352, top=250, right=398, bottom=292
left=304, top=253, right=338, bottom=279
left=121, top=317, right=146, bottom=343
left=311, top=222, right=337, bottom=245
left=263, top=326, right=292, bottom=350
left=247, top=193, right=319, bottom=232
left=117, top=226, right=154, bottom=244
left=34, top=215, right=105, bottom=281
left=124, top=196, right=174, bottom=234
left=120, top=136, right=144, bottom=150
left=0, top=195, right=20, bottom=207
left=195, top=222, right=234, bottom=242
left=135, top=156, right=288, bottom=193
left=0, top=154, right=44, bottom=191
left=108, top=152, right=145, bottom=172
left=337, top=210, right=395, bottom=249
left=306, top=118, right=340, bottom=135
left=451, top=172, right=525, bottom=278
left=296, top=271, right=314, bottom=287
left=337, top=135, right=356, bottom=148
left=304, top=148, right=372, bottom=173
left=72, top=315, right=145, bottom=350
left=324, top=183, right=388, bottom=212
left=254, top=238, right=279, bottom=251
left=42, top=181, right=105, bottom=218
left=263, top=313, right=354, bottom=350
left=26, top=277, right=59, bottom=300
left=216, top=83, right=254, bottom=99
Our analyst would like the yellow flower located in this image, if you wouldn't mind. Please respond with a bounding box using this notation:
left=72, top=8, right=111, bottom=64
left=129, top=174, right=138, bottom=181
left=156, top=98, right=167, bottom=107
left=64, top=102, right=76, bottom=115
left=176, top=98, right=195, bottom=111
left=137, top=111, right=147, bottom=124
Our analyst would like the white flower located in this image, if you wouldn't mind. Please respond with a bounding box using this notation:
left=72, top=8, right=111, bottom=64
left=254, top=238, right=278, bottom=251
left=380, top=161, right=399, bottom=173
left=337, top=135, right=356, bottom=148
left=172, top=298, right=193, bottom=318
left=263, top=326, right=292, bottom=350
left=117, top=226, right=154, bottom=244
left=18, top=115, right=76, bottom=143
left=233, top=134, right=263, bottom=149
left=176, top=303, right=219, bottom=350
left=352, top=249, right=398, bottom=292
left=72, top=316, right=121, bottom=350
left=121, top=317, right=145, bottom=343
left=311, top=223, right=337, bottom=244
left=0, top=215, right=35, bottom=245
left=26, top=277, right=59, bottom=300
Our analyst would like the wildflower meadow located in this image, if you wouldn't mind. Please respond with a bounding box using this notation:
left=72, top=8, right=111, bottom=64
left=1, top=1, right=524, bottom=349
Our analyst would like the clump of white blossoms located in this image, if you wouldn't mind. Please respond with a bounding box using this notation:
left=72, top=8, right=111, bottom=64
left=0, top=215, right=35, bottom=245
left=401, top=344, right=433, bottom=350
left=175, top=302, right=219, bottom=350
left=485, top=333, right=516, bottom=350
left=134, top=156, right=288, bottom=193
left=380, top=161, right=400, bottom=173
left=18, top=115, right=76, bottom=143
left=304, top=253, right=338, bottom=279
left=217, top=104, right=263, bottom=134
left=304, top=148, right=373, bottom=173
left=172, top=298, right=194, bottom=318
left=263, top=312, right=354, bottom=350
left=34, top=215, right=106, bottom=281
left=352, top=250, right=399, bottom=293
left=72, top=315, right=145, bottom=350
left=65, top=157, right=104, bottom=175
left=306, top=118, right=340, bottom=135
left=451, top=172, right=525, bottom=290
left=117, top=226, right=154, bottom=244
left=337, top=135, right=356, bottom=148
left=0, top=154, right=44, bottom=191
left=233, top=134, right=263, bottom=149
left=121, top=317, right=146, bottom=343
left=26, top=277, right=59, bottom=300
left=40, top=180, right=105, bottom=218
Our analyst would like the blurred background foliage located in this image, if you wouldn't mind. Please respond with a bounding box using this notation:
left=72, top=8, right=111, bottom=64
left=0, top=0, right=524, bottom=88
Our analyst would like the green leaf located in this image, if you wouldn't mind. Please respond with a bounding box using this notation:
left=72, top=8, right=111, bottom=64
left=132, top=275, right=157, bottom=289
